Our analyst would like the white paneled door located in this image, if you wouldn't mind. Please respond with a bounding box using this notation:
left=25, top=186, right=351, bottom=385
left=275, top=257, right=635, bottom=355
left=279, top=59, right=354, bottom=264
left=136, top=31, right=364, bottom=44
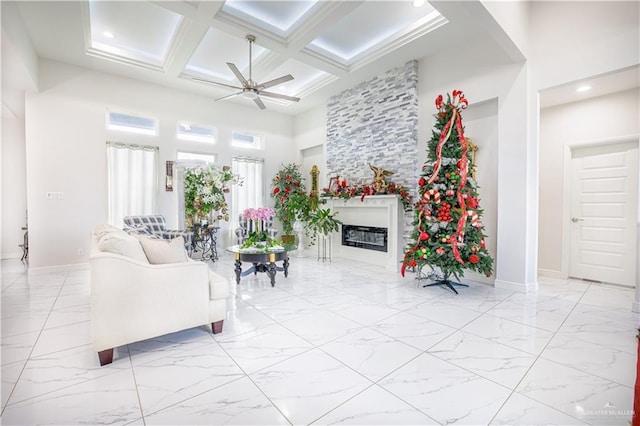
left=569, top=141, right=638, bottom=286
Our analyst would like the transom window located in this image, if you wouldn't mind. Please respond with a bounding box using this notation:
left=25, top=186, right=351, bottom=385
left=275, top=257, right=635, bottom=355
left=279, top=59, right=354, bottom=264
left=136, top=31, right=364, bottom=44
left=107, top=110, right=157, bottom=135
left=177, top=122, right=216, bottom=143
left=232, top=130, right=264, bottom=150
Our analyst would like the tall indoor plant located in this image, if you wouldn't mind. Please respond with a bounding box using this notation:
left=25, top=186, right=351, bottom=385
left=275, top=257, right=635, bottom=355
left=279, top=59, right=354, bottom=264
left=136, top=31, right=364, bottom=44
left=271, top=163, right=308, bottom=243
left=184, top=165, right=242, bottom=226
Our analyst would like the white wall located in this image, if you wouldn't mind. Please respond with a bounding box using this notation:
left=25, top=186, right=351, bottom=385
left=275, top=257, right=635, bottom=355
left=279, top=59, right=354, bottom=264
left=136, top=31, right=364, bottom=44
left=1, top=117, right=28, bottom=259
left=294, top=106, right=327, bottom=184
left=457, top=99, right=499, bottom=284
left=529, top=1, right=639, bottom=91
left=539, top=89, right=640, bottom=275
left=25, top=59, right=296, bottom=269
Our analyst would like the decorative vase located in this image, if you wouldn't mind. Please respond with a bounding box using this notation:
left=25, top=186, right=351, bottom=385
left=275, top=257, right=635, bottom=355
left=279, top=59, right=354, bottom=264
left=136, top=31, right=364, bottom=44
left=293, top=220, right=306, bottom=257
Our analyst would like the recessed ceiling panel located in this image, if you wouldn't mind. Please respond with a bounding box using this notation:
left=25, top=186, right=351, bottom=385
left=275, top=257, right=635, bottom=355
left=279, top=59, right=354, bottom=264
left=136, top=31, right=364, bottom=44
left=309, top=0, right=439, bottom=63
left=221, top=0, right=320, bottom=36
left=185, top=29, right=268, bottom=82
left=261, top=59, right=330, bottom=96
left=89, top=1, right=182, bottom=66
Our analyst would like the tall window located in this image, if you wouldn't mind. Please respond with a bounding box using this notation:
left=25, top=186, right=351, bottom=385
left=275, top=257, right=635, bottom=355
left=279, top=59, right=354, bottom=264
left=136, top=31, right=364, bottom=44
left=107, top=142, right=159, bottom=227
left=231, top=156, right=264, bottom=229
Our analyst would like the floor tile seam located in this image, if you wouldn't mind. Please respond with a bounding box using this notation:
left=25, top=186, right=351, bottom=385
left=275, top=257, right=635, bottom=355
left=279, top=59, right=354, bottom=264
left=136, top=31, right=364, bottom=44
left=457, top=314, right=556, bottom=356
left=507, top=388, right=599, bottom=425
left=136, top=374, right=249, bottom=422
left=550, top=329, right=638, bottom=356
left=576, top=299, right=636, bottom=312
left=1, top=277, right=78, bottom=413
left=3, top=360, right=130, bottom=408
left=306, top=381, right=441, bottom=426
left=536, top=352, right=634, bottom=389
left=328, top=304, right=402, bottom=328
left=424, top=347, right=534, bottom=391
left=431, top=328, right=543, bottom=359
left=237, top=366, right=295, bottom=425
left=481, top=311, right=559, bottom=334
left=276, top=315, right=369, bottom=348
left=496, top=288, right=601, bottom=423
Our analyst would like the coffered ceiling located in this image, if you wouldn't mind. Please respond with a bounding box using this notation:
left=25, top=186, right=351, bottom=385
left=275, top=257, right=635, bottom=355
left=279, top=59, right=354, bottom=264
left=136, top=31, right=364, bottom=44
left=7, top=1, right=635, bottom=116
left=10, top=0, right=509, bottom=114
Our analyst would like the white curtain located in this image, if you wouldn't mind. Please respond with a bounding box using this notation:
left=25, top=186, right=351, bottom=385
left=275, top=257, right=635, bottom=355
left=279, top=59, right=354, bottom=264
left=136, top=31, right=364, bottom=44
left=107, top=142, right=159, bottom=227
left=231, top=156, right=264, bottom=230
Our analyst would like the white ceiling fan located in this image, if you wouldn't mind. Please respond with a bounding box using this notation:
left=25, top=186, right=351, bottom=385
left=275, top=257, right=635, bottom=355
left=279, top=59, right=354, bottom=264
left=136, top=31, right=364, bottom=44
left=192, top=34, right=300, bottom=110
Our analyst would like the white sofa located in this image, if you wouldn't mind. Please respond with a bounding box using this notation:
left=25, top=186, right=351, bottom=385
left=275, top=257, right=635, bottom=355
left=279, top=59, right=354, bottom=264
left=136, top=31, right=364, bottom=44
left=90, top=225, right=228, bottom=366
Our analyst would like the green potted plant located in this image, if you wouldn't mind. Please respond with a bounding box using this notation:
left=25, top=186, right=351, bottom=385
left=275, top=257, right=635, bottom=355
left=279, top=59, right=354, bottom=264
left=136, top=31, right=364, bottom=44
left=271, top=163, right=307, bottom=244
left=308, top=207, right=342, bottom=237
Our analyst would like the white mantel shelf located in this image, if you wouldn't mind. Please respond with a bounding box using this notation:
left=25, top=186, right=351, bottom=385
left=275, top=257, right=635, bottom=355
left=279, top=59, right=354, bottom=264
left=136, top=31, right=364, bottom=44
left=325, top=195, right=403, bottom=272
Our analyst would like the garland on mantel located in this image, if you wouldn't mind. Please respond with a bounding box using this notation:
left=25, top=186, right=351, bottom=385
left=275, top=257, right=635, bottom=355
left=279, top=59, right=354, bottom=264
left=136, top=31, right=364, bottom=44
left=321, top=181, right=413, bottom=211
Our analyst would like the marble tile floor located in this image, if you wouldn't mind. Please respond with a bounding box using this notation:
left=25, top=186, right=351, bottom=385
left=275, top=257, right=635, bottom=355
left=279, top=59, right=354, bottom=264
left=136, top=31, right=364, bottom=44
left=1, top=255, right=637, bottom=425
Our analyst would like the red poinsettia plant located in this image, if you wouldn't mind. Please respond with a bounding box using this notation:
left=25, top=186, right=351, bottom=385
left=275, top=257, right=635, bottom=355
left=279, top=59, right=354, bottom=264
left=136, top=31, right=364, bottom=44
left=271, top=163, right=308, bottom=235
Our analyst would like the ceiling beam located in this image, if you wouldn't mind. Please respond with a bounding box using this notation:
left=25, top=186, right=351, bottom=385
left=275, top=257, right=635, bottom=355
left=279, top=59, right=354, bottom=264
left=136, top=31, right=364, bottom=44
left=163, top=1, right=225, bottom=78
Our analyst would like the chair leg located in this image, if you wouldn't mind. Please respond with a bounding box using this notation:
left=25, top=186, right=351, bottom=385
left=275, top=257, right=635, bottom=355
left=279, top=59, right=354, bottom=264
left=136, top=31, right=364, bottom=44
left=98, top=348, right=114, bottom=366
left=212, top=320, right=224, bottom=334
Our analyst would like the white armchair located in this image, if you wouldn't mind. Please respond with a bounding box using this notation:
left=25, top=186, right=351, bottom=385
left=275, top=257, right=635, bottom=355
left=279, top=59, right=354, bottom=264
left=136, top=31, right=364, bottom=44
left=90, top=226, right=228, bottom=366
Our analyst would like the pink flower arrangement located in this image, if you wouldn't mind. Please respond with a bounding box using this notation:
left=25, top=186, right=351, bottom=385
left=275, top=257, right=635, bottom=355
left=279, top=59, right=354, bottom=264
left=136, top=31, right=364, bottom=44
left=242, top=207, right=275, bottom=221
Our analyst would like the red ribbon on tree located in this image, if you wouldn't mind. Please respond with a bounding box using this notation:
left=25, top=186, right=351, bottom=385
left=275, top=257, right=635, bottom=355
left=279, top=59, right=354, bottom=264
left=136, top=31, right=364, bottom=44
left=427, top=91, right=470, bottom=264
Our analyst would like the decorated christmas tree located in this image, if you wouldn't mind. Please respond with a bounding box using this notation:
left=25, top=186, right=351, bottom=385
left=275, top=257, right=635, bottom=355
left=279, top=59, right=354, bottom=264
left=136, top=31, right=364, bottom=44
left=401, top=90, right=493, bottom=292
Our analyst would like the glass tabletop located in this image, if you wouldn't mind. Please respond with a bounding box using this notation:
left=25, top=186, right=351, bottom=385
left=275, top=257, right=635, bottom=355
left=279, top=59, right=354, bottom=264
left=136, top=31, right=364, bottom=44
left=226, top=244, right=287, bottom=254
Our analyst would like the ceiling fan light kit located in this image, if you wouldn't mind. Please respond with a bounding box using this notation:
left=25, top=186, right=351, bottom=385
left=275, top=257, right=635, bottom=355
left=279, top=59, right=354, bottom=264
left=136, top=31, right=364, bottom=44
left=193, top=34, right=300, bottom=110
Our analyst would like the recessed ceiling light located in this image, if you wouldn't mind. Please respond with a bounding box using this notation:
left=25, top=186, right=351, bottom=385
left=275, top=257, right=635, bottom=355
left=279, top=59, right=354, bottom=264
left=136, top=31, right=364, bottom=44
left=576, top=85, right=591, bottom=92
left=102, top=31, right=114, bottom=39
left=413, top=0, right=426, bottom=6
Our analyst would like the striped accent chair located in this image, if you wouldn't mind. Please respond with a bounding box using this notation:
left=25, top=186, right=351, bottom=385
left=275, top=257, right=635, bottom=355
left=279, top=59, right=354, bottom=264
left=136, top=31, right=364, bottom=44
left=123, top=215, right=193, bottom=250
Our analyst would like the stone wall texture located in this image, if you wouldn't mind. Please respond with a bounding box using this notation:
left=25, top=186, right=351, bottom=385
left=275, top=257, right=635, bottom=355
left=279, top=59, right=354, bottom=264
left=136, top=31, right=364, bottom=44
left=326, top=60, right=419, bottom=245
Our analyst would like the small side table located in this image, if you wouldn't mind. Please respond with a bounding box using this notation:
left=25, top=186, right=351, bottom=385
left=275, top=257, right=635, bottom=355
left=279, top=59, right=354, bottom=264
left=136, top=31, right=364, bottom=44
left=191, top=224, right=219, bottom=262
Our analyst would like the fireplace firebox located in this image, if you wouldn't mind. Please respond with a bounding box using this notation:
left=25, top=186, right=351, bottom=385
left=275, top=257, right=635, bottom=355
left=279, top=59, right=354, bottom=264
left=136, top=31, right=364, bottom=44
left=342, top=225, right=388, bottom=252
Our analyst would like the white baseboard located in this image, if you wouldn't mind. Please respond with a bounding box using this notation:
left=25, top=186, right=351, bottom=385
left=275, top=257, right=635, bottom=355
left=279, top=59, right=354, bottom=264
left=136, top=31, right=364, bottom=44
left=1, top=251, right=23, bottom=260
left=28, top=262, right=89, bottom=274
left=537, top=268, right=566, bottom=279
left=495, top=278, right=539, bottom=293
left=460, top=271, right=495, bottom=286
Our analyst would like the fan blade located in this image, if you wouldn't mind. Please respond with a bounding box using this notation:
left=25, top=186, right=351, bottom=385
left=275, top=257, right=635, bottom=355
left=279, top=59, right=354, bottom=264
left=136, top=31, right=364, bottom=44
left=227, top=62, right=249, bottom=86
left=257, top=74, right=293, bottom=90
left=192, top=77, right=243, bottom=91
left=254, top=97, right=266, bottom=110
left=215, top=92, right=243, bottom=101
left=259, top=90, right=300, bottom=102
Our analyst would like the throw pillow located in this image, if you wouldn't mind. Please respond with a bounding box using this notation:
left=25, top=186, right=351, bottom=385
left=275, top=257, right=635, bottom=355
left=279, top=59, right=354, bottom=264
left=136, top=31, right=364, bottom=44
left=98, top=233, right=149, bottom=263
left=133, top=234, right=187, bottom=264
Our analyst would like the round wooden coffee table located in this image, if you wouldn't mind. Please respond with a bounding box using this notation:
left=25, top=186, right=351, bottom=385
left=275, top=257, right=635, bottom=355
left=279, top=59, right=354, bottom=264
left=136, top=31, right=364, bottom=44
left=226, top=245, right=289, bottom=287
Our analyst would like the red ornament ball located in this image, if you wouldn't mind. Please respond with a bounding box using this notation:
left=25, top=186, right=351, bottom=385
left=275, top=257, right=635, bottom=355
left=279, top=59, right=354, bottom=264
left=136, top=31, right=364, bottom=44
left=469, top=254, right=480, bottom=264
left=419, top=232, right=429, bottom=241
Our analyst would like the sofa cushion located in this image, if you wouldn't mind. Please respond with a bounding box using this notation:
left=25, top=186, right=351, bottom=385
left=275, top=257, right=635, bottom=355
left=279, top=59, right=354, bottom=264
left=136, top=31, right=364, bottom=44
left=134, top=234, right=187, bottom=264
left=98, top=233, right=149, bottom=263
left=94, top=224, right=128, bottom=239
left=208, top=271, right=229, bottom=301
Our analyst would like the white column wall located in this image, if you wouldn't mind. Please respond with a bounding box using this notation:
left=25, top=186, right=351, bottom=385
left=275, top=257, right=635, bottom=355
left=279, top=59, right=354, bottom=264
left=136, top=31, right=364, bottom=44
left=1, top=117, right=28, bottom=259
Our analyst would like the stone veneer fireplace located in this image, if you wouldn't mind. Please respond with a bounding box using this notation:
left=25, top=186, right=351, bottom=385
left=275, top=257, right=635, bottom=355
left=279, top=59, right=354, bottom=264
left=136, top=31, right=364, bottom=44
left=325, top=195, right=403, bottom=272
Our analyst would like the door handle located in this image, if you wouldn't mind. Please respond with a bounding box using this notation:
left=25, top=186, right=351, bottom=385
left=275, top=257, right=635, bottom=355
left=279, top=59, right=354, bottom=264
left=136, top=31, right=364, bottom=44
left=571, top=217, right=584, bottom=223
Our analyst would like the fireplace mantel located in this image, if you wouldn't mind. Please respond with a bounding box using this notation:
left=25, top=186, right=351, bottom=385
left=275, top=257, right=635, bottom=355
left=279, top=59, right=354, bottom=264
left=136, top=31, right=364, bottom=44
left=325, top=195, right=403, bottom=272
